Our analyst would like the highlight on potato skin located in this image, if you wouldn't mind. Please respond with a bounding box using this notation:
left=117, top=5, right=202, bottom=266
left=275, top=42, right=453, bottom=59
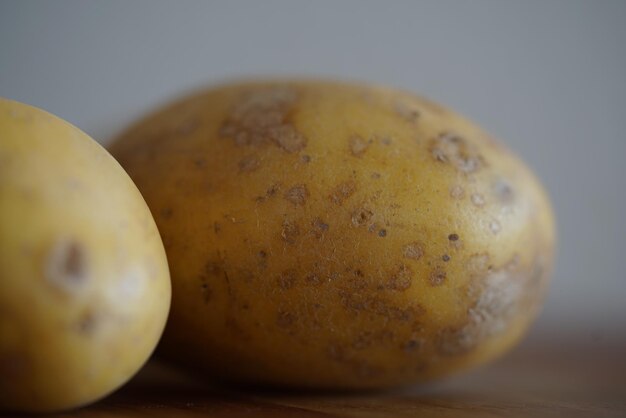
left=110, top=80, right=556, bottom=389
left=0, top=99, right=171, bottom=412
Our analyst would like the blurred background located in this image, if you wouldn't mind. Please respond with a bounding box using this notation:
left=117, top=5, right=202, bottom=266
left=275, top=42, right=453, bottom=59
left=1, top=0, right=625, bottom=340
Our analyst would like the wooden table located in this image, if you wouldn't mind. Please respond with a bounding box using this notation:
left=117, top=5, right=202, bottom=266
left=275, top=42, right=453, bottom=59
left=5, top=330, right=625, bottom=417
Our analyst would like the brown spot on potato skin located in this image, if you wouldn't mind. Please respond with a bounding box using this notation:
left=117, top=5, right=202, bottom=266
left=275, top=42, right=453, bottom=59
left=442, top=254, right=451, bottom=262
left=311, top=217, right=329, bottom=238
left=281, top=220, right=300, bottom=244
left=493, top=178, right=515, bottom=204
left=76, top=310, right=97, bottom=335
left=403, top=338, right=423, bottom=353
left=448, top=233, right=459, bottom=241
left=238, top=155, right=260, bottom=172
left=305, top=274, right=322, bottom=285
left=348, top=277, right=368, bottom=291
left=283, top=184, right=309, bottom=206
left=194, top=158, right=207, bottom=168
left=388, top=265, right=412, bottom=291
left=429, top=268, right=446, bottom=286
left=351, top=208, right=373, bottom=227
left=199, top=261, right=227, bottom=302
left=430, top=133, right=483, bottom=173
left=340, top=292, right=424, bottom=321
left=256, top=183, right=281, bottom=203
left=271, top=125, right=307, bottom=153
left=276, top=310, right=296, bottom=328
left=200, top=282, right=212, bottom=303
left=61, top=243, right=84, bottom=280
left=266, top=183, right=280, bottom=197
left=257, top=250, right=268, bottom=269
left=378, top=229, right=387, bottom=237
left=329, top=181, right=357, bottom=205
left=219, top=87, right=306, bottom=153
left=352, top=330, right=394, bottom=350
left=349, top=135, right=369, bottom=157
left=403, top=242, right=423, bottom=260
left=240, top=269, right=256, bottom=283
left=471, top=193, right=486, bottom=207
left=45, top=239, right=89, bottom=294
left=277, top=269, right=297, bottom=290
left=449, top=185, right=465, bottom=199
left=489, top=219, right=502, bottom=235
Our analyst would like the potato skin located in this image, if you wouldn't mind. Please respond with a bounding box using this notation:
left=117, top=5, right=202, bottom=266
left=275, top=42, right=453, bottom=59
left=0, top=99, right=171, bottom=411
left=111, top=80, right=555, bottom=389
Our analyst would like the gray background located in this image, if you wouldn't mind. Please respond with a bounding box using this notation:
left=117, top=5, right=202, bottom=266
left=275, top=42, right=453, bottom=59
left=1, top=0, right=625, bottom=337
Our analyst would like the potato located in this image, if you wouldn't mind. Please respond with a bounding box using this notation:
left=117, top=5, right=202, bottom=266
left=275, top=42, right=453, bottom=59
left=0, top=99, right=171, bottom=411
left=110, top=80, right=555, bottom=389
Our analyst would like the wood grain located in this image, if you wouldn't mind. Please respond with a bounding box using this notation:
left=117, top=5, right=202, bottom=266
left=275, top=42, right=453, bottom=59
left=3, top=332, right=625, bottom=417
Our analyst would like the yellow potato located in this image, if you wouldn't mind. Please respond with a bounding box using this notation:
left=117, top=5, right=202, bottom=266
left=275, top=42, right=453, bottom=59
left=0, top=99, right=171, bottom=411
left=111, top=80, right=555, bottom=389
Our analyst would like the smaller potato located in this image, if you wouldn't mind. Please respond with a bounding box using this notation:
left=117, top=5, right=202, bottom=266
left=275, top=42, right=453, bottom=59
left=0, top=99, right=171, bottom=412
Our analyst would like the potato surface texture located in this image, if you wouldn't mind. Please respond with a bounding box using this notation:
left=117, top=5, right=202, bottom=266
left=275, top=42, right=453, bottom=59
left=0, top=99, right=171, bottom=411
left=111, top=81, right=555, bottom=389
